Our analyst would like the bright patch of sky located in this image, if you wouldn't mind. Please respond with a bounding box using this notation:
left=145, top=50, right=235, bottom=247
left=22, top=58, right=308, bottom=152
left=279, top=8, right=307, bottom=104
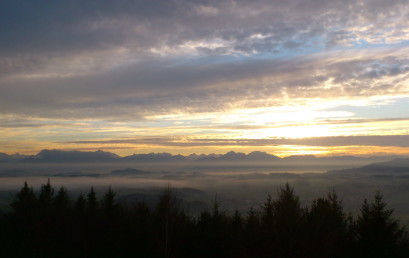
left=328, top=98, right=409, bottom=119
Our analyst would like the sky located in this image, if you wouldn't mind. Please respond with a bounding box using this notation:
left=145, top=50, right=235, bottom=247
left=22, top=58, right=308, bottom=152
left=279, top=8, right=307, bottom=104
left=1, top=0, right=409, bottom=157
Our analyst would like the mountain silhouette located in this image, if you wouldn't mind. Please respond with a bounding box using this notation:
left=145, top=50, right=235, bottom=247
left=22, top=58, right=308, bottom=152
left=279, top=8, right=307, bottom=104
left=329, top=158, right=409, bottom=174
left=0, top=149, right=403, bottom=170
left=22, top=149, right=120, bottom=163
left=122, top=152, right=187, bottom=162
left=0, top=153, right=29, bottom=162
left=196, top=151, right=280, bottom=162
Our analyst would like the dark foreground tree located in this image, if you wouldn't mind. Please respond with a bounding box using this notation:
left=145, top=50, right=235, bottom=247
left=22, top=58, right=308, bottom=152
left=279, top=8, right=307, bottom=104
left=355, top=190, right=409, bottom=257
left=10, top=181, right=37, bottom=220
left=39, top=179, right=54, bottom=209
left=53, top=187, right=70, bottom=213
left=271, top=183, right=305, bottom=257
left=305, top=190, right=352, bottom=257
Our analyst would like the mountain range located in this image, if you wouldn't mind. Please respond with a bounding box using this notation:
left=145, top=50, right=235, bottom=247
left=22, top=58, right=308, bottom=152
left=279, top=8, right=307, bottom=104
left=0, top=149, right=405, bottom=167
left=330, top=158, right=409, bottom=174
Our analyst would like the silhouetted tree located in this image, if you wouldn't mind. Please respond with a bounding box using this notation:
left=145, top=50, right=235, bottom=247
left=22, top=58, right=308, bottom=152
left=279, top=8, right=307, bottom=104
left=155, top=187, right=181, bottom=257
left=98, top=186, right=123, bottom=256
left=54, top=186, right=69, bottom=213
left=50, top=186, right=72, bottom=256
left=260, top=194, right=275, bottom=256
left=6, top=182, right=39, bottom=256
left=129, top=201, right=155, bottom=256
left=75, top=193, right=86, bottom=212
left=261, top=194, right=274, bottom=225
left=11, top=181, right=37, bottom=220
left=86, top=187, right=98, bottom=212
left=243, top=206, right=261, bottom=257
left=39, top=179, right=54, bottom=209
left=355, top=190, right=409, bottom=257
left=305, top=190, right=351, bottom=257
left=230, top=209, right=243, bottom=235
left=228, top=210, right=245, bottom=257
left=245, top=206, right=260, bottom=233
left=195, top=195, right=232, bottom=258
left=101, top=186, right=118, bottom=216
left=272, top=183, right=305, bottom=257
left=80, top=187, right=101, bottom=257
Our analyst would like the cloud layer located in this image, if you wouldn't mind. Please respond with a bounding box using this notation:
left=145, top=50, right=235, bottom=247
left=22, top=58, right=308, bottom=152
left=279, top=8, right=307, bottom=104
left=1, top=0, right=409, bottom=155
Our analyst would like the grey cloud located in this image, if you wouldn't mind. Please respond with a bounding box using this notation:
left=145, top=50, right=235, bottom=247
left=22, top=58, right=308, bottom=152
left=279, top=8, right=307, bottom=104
left=0, top=122, right=83, bottom=128
left=1, top=0, right=406, bottom=58
left=58, top=135, right=409, bottom=148
left=0, top=1, right=179, bottom=55
left=164, top=117, right=409, bottom=130
left=0, top=56, right=289, bottom=118
left=1, top=0, right=409, bottom=121
left=276, top=135, right=409, bottom=147
left=0, top=115, right=86, bottom=128
left=190, top=136, right=409, bottom=148
left=0, top=123, right=50, bottom=128
left=1, top=48, right=408, bottom=120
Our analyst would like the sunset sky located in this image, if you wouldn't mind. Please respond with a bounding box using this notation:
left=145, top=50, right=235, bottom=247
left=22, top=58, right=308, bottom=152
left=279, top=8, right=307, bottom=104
left=1, top=0, right=409, bottom=156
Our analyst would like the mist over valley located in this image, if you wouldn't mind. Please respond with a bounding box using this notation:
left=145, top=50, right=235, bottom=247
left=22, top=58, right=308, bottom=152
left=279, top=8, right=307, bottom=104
left=1, top=150, right=409, bottom=221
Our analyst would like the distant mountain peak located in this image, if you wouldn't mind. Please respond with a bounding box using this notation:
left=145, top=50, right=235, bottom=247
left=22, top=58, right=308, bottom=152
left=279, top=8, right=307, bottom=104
left=23, top=149, right=120, bottom=162
left=248, top=151, right=280, bottom=160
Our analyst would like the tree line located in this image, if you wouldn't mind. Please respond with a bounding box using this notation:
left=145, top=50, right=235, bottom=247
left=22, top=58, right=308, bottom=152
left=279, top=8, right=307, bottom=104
left=0, top=180, right=408, bottom=257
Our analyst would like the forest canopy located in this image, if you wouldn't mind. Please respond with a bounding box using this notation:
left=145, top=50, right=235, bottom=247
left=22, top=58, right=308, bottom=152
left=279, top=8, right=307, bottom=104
left=1, top=181, right=408, bottom=258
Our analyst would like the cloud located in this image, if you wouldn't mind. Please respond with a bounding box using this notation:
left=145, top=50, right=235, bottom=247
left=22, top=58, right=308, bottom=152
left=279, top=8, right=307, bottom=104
left=57, top=135, right=409, bottom=148
left=0, top=114, right=91, bottom=129
left=1, top=46, right=409, bottom=121
left=8, top=1, right=409, bottom=55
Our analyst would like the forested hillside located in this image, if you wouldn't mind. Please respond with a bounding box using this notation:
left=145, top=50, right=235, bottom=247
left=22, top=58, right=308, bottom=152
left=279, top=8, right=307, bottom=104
left=0, top=181, right=408, bottom=257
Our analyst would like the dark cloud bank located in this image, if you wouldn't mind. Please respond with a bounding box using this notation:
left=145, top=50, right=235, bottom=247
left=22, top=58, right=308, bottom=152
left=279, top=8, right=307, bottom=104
left=1, top=0, right=408, bottom=120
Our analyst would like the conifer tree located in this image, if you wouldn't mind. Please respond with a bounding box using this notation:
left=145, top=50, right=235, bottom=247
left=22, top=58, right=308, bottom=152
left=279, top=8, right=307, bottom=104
left=261, top=194, right=274, bottom=225
left=260, top=194, right=276, bottom=257
left=155, top=187, right=183, bottom=258
left=243, top=206, right=261, bottom=256
left=306, top=190, right=350, bottom=257
left=273, top=183, right=304, bottom=226
left=272, top=183, right=305, bottom=257
left=355, top=190, right=409, bottom=257
left=231, top=210, right=243, bottom=232
left=210, top=195, right=226, bottom=225
left=39, top=179, right=54, bottom=208
left=54, top=186, right=69, bottom=213
left=87, top=187, right=98, bottom=211
left=75, top=193, right=86, bottom=212
left=101, top=186, right=118, bottom=216
left=11, top=181, right=37, bottom=219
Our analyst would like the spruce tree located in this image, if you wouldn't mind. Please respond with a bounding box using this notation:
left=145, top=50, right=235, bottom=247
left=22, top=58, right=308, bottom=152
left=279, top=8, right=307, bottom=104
left=272, top=183, right=305, bottom=257
left=306, top=190, right=350, bottom=257
left=54, top=186, right=69, bottom=213
left=355, top=190, right=409, bottom=257
left=87, top=187, right=98, bottom=212
left=11, top=181, right=37, bottom=220
left=75, top=193, right=86, bottom=212
left=101, top=186, right=117, bottom=216
left=39, top=179, right=54, bottom=208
